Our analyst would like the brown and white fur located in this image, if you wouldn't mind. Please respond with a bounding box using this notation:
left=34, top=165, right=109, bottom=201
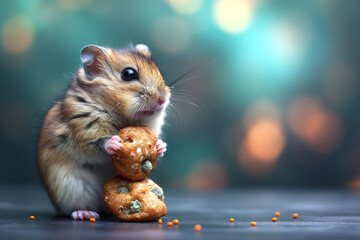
left=38, top=44, right=170, bottom=220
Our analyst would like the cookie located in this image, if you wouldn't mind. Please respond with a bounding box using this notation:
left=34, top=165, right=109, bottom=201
left=103, top=175, right=166, bottom=221
left=112, top=126, right=158, bottom=181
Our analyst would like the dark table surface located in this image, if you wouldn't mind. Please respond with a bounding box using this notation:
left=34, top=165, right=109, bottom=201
left=1, top=186, right=360, bottom=240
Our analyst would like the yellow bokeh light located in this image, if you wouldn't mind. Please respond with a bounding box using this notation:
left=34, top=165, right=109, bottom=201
left=167, top=0, right=203, bottom=15
left=2, top=15, right=34, bottom=55
left=213, top=0, right=255, bottom=34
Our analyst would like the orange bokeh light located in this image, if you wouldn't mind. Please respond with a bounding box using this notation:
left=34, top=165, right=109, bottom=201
left=245, top=119, right=285, bottom=162
left=1, top=15, right=34, bottom=55
left=234, top=102, right=285, bottom=176
left=288, top=96, right=342, bottom=154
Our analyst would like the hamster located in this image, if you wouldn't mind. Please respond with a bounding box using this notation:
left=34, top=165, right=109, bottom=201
left=38, top=44, right=170, bottom=220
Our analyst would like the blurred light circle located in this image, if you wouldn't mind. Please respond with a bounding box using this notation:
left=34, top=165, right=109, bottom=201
left=238, top=140, right=277, bottom=176
left=245, top=119, right=285, bottom=162
left=243, top=101, right=281, bottom=131
left=167, top=0, right=203, bottom=15
left=288, top=96, right=343, bottom=154
left=186, top=161, right=227, bottom=191
left=151, top=16, right=191, bottom=53
left=1, top=15, right=34, bottom=55
left=213, top=0, right=255, bottom=34
left=269, top=20, right=308, bottom=63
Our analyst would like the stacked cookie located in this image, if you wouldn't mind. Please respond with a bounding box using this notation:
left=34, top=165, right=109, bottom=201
left=103, top=126, right=167, bottom=221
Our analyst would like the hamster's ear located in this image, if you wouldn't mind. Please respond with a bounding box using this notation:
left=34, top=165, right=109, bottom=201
left=135, top=44, right=151, bottom=57
left=80, top=45, right=106, bottom=80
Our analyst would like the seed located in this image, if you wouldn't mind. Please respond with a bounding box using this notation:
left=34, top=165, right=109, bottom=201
left=292, top=213, right=299, bottom=219
left=167, top=222, right=173, bottom=226
left=141, top=160, right=152, bottom=172
left=194, top=224, right=202, bottom=231
left=30, top=216, right=35, bottom=220
left=250, top=221, right=257, bottom=226
left=275, top=211, right=280, bottom=217
left=158, top=219, right=163, bottom=224
left=173, top=219, right=179, bottom=225
left=272, top=217, right=277, bottom=222
left=90, top=218, right=96, bottom=223
left=129, top=200, right=142, bottom=213
left=230, top=218, right=234, bottom=222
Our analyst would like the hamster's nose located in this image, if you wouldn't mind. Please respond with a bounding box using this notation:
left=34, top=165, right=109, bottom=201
left=157, top=98, right=165, bottom=105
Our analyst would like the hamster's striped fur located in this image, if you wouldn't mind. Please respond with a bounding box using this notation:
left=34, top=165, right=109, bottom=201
left=38, top=44, right=170, bottom=216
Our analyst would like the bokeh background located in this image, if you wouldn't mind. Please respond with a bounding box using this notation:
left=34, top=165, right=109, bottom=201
left=1, top=0, right=360, bottom=190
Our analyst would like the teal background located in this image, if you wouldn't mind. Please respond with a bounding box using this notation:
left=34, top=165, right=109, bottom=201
left=1, top=0, right=360, bottom=190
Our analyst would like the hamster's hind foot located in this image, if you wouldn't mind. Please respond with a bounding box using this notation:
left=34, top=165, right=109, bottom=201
left=71, top=210, right=100, bottom=220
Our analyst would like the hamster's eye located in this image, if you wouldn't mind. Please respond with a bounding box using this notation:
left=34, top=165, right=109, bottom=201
left=121, top=68, right=138, bottom=81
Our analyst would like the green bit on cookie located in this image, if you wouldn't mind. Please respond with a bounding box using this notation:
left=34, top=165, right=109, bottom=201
left=129, top=200, right=142, bottom=213
left=141, top=160, right=152, bottom=172
left=117, top=186, right=129, bottom=194
left=151, top=186, right=164, bottom=200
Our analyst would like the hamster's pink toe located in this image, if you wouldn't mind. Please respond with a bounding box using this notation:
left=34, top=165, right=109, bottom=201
left=156, top=139, right=167, bottom=157
left=71, top=210, right=100, bottom=220
left=104, top=135, right=123, bottom=155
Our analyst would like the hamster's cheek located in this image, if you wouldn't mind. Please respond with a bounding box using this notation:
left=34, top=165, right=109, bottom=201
left=123, top=93, right=141, bottom=118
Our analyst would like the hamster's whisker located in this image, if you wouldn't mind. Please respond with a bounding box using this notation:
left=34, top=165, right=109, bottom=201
left=167, top=101, right=182, bottom=125
left=171, top=94, right=200, bottom=109
left=168, top=65, right=204, bottom=88
left=130, top=101, right=146, bottom=125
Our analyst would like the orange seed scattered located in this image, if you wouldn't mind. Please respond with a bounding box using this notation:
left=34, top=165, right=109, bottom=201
left=275, top=211, right=280, bottom=217
left=158, top=219, right=163, bottom=224
left=272, top=217, right=277, bottom=222
left=292, top=213, right=299, bottom=219
left=173, top=219, right=179, bottom=225
left=30, top=216, right=35, bottom=220
left=167, top=222, right=173, bottom=226
left=194, top=224, right=202, bottom=231
left=250, top=221, right=257, bottom=226
left=230, top=218, right=234, bottom=222
left=90, top=218, right=96, bottom=223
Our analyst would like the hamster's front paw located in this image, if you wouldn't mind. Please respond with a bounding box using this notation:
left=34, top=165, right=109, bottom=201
left=104, top=135, right=123, bottom=155
left=156, top=139, right=167, bottom=157
left=71, top=210, right=100, bottom=220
